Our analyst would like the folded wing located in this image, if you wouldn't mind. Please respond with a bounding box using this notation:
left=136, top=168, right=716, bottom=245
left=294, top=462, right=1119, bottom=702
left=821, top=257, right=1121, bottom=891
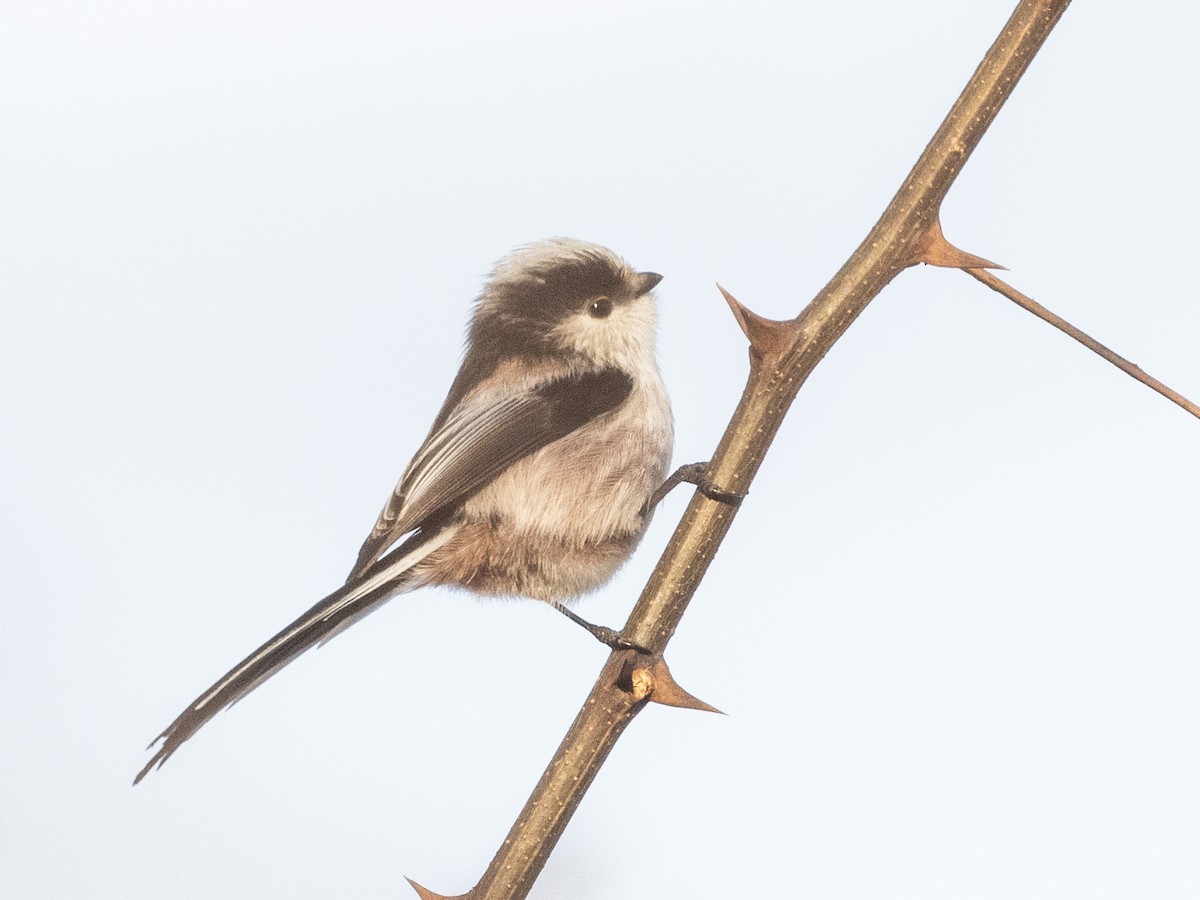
left=349, top=367, right=634, bottom=578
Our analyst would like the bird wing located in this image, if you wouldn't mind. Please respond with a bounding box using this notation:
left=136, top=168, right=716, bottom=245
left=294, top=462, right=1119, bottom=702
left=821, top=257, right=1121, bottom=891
left=349, top=367, right=635, bottom=579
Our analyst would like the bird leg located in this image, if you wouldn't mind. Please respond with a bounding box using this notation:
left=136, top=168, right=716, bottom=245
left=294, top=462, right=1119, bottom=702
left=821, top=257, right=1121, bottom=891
left=646, top=461, right=747, bottom=512
left=556, top=463, right=747, bottom=653
left=549, top=600, right=650, bottom=653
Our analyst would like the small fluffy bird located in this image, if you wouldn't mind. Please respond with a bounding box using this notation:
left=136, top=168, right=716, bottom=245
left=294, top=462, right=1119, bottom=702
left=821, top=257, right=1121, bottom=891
left=136, top=239, right=673, bottom=783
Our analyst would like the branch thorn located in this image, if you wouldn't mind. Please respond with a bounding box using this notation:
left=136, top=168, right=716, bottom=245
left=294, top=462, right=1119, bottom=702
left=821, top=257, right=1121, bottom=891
left=406, top=877, right=469, bottom=900
left=630, top=658, right=724, bottom=715
left=911, top=217, right=1005, bottom=270
left=717, top=283, right=797, bottom=360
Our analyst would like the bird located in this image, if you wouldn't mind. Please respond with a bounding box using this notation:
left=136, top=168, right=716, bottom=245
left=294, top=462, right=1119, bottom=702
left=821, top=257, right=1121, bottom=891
left=135, top=238, right=674, bottom=784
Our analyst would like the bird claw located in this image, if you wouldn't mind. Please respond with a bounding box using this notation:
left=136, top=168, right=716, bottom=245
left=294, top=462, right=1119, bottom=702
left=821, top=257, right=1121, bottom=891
left=585, top=623, right=652, bottom=655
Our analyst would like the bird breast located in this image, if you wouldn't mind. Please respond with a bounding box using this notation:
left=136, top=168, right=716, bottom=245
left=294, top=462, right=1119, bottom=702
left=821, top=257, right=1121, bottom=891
left=424, top=373, right=672, bottom=601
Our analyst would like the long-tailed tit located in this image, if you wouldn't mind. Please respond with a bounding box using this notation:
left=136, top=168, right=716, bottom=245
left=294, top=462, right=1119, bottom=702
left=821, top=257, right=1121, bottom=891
left=136, top=238, right=673, bottom=783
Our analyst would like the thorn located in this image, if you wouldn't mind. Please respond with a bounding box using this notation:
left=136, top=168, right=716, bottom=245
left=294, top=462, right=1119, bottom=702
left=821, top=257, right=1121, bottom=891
left=405, top=877, right=469, bottom=900
left=911, top=217, right=1005, bottom=270
left=716, top=284, right=797, bottom=360
left=633, top=658, right=724, bottom=714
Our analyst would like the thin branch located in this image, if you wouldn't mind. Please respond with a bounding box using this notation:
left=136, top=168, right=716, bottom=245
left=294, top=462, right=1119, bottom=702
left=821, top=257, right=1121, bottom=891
left=408, top=1, right=1075, bottom=896
left=967, top=267, right=1200, bottom=420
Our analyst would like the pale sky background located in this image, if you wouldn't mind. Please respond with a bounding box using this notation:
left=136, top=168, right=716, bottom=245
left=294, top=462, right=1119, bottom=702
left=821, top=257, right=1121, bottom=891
left=4, top=2, right=1200, bottom=898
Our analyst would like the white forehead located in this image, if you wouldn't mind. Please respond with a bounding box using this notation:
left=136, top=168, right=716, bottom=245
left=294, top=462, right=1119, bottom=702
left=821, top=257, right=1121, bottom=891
left=487, top=237, right=629, bottom=285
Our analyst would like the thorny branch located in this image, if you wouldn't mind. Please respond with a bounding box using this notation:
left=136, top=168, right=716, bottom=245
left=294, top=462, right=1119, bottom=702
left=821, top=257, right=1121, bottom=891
left=965, top=268, right=1200, bottom=420
left=404, top=0, right=1190, bottom=895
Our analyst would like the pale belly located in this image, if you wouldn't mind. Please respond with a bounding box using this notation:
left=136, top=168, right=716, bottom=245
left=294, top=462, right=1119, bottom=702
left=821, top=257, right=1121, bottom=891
left=416, top=381, right=672, bottom=602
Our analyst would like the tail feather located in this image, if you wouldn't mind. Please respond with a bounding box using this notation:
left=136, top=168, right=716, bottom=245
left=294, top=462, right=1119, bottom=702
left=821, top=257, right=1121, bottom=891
left=134, top=526, right=456, bottom=784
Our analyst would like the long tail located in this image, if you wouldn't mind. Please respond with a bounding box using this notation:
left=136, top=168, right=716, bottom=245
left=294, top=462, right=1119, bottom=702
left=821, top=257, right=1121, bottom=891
left=134, top=525, right=457, bottom=784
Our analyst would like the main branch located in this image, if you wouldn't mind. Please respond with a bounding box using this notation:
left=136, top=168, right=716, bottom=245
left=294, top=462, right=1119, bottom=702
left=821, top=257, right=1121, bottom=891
left=409, top=1, right=1073, bottom=897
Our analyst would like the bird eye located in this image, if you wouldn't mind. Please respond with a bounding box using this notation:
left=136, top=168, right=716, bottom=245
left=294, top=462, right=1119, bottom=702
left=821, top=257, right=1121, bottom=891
left=587, top=297, right=613, bottom=319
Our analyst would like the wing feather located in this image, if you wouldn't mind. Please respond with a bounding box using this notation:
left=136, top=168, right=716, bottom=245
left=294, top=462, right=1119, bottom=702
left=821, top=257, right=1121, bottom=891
left=349, top=367, right=633, bottom=578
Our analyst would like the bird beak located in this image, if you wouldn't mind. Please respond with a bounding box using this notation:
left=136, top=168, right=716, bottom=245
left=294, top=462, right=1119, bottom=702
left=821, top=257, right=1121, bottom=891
left=636, top=271, right=663, bottom=294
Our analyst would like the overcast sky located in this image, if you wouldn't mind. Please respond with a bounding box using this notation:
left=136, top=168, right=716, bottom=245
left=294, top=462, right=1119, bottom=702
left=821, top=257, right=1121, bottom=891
left=4, top=2, right=1200, bottom=898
